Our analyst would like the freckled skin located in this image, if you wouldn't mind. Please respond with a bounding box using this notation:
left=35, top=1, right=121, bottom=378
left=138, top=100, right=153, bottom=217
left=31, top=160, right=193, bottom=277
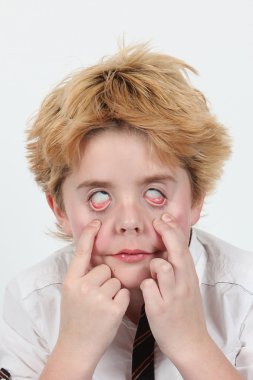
left=56, top=130, right=202, bottom=289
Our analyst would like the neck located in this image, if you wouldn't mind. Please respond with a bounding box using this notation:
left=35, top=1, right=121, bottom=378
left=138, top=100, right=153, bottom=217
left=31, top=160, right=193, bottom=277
left=125, top=289, right=144, bottom=324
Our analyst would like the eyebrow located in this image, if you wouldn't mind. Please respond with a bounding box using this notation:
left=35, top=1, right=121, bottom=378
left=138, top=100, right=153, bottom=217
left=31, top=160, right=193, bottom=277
left=76, top=174, right=176, bottom=191
left=141, top=174, right=177, bottom=185
left=76, top=180, right=114, bottom=190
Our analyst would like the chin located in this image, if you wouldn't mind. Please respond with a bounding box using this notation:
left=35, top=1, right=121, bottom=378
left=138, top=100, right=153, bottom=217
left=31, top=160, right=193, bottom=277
left=120, top=280, right=143, bottom=290
left=111, top=267, right=151, bottom=290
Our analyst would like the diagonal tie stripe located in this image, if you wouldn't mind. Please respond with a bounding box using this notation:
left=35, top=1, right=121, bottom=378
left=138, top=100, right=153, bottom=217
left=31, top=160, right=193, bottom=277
left=132, top=305, right=155, bottom=380
left=0, top=368, right=11, bottom=380
left=133, top=328, right=153, bottom=349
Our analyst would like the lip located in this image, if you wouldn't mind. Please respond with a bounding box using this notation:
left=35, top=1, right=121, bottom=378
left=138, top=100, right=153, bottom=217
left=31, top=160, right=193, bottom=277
left=113, top=249, right=155, bottom=263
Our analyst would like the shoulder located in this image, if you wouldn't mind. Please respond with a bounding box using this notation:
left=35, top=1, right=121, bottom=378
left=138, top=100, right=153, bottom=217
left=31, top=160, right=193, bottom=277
left=6, top=244, right=74, bottom=301
left=194, top=228, right=253, bottom=293
left=2, top=245, right=74, bottom=353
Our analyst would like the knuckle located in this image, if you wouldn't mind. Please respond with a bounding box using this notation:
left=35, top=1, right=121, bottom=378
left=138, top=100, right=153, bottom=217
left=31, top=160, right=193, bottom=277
left=94, top=292, right=105, bottom=305
left=162, top=262, right=173, bottom=272
left=150, top=257, right=166, bottom=269
left=151, top=258, right=174, bottom=274
left=99, top=263, right=111, bottom=276
left=80, top=281, right=92, bottom=296
left=110, top=277, right=121, bottom=288
left=141, top=278, right=156, bottom=289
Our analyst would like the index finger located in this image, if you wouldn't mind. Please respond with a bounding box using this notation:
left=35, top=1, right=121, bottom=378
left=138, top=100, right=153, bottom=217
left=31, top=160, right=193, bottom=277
left=68, top=219, right=101, bottom=278
left=153, top=214, right=194, bottom=271
left=153, top=214, right=189, bottom=260
left=153, top=214, right=197, bottom=282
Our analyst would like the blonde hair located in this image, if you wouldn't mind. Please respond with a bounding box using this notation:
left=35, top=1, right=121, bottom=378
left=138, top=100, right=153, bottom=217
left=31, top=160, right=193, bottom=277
left=27, top=43, right=231, bottom=231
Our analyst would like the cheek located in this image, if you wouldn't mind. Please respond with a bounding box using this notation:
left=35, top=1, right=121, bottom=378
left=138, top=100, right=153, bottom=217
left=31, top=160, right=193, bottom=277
left=176, top=214, right=191, bottom=237
left=66, top=211, right=93, bottom=242
left=93, top=226, right=111, bottom=252
left=164, top=201, right=192, bottom=235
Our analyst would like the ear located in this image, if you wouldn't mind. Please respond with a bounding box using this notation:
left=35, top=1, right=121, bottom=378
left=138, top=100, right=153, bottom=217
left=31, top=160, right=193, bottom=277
left=190, top=196, right=205, bottom=226
left=46, top=193, right=72, bottom=236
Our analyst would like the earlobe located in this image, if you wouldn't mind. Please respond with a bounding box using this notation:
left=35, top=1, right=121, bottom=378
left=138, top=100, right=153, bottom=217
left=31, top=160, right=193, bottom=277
left=46, top=193, right=72, bottom=236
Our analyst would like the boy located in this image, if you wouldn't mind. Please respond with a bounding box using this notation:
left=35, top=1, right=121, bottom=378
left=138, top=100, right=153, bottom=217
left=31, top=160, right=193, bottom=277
left=0, top=44, right=252, bottom=380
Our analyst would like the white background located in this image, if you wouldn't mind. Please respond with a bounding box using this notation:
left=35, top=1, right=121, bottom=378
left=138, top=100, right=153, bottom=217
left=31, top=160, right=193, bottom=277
left=0, top=0, right=252, bottom=310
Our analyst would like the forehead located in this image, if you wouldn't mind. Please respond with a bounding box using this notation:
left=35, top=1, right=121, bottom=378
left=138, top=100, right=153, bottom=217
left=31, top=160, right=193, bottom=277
left=78, top=128, right=172, bottom=173
left=64, top=128, right=193, bottom=195
left=63, top=127, right=193, bottom=200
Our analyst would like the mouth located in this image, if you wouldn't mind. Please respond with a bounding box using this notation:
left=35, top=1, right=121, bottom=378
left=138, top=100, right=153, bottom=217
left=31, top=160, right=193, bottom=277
left=113, top=249, right=157, bottom=263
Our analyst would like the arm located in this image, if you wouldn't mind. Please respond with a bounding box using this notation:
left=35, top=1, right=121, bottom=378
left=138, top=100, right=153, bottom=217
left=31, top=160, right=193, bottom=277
left=0, top=292, right=47, bottom=378
left=39, top=220, right=130, bottom=380
left=141, top=213, right=244, bottom=380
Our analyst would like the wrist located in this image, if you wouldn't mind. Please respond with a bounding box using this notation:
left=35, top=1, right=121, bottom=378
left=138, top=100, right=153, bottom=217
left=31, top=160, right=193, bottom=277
left=39, top=338, right=97, bottom=380
left=169, top=336, right=242, bottom=380
left=171, top=335, right=215, bottom=368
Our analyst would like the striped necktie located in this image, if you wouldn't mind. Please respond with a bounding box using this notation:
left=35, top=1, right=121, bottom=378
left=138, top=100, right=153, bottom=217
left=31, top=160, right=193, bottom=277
left=0, top=368, right=11, bottom=380
left=131, top=305, right=155, bottom=380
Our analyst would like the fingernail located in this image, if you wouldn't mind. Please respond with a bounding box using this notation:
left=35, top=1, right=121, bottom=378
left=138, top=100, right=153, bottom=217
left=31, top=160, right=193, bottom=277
left=161, top=213, right=172, bottom=223
left=90, top=220, right=101, bottom=227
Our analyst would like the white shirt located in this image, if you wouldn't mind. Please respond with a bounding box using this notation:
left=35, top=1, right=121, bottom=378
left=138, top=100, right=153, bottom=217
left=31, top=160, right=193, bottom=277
left=0, top=229, right=253, bottom=380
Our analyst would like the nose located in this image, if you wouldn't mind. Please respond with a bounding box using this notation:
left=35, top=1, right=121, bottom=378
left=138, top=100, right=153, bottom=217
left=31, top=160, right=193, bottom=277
left=114, top=202, right=144, bottom=235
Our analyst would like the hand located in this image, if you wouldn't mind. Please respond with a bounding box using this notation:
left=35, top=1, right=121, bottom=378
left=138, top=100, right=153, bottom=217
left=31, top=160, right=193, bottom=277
left=57, top=220, right=130, bottom=370
left=140, top=214, right=209, bottom=366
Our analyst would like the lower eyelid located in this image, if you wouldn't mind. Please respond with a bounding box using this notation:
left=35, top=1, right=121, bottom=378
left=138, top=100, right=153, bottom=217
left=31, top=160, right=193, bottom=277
left=145, top=197, right=166, bottom=206
left=90, top=199, right=111, bottom=210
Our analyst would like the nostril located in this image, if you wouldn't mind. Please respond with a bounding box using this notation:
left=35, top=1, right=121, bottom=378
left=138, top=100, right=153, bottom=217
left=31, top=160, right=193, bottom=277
left=120, top=226, right=140, bottom=234
left=116, top=217, right=144, bottom=235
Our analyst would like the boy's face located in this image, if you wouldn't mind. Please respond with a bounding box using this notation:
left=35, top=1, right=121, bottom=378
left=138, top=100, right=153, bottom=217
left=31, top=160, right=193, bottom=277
left=51, top=129, right=203, bottom=289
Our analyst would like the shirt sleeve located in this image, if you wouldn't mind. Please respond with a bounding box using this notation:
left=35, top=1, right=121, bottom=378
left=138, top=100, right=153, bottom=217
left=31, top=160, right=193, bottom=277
left=236, top=302, right=253, bottom=380
left=0, top=280, right=49, bottom=379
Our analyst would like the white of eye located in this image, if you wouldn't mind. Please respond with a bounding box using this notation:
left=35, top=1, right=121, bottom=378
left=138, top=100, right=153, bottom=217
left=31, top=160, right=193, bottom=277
left=145, top=188, right=166, bottom=205
left=90, top=191, right=110, bottom=207
left=146, top=188, right=163, bottom=198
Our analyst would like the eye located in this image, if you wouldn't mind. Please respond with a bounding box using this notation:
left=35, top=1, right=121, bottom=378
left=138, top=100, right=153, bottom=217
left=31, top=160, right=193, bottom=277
left=89, top=191, right=111, bottom=210
left=144, top=188, right=166, bottom=206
